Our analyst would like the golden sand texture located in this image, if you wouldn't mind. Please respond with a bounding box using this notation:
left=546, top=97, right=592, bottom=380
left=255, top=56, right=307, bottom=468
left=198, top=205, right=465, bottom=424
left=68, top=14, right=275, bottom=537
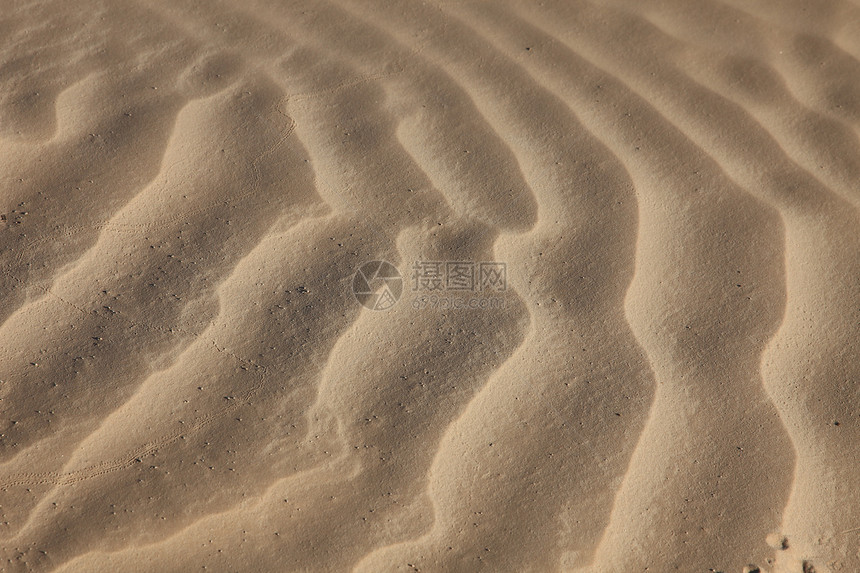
left=1, top=0, right=859, bottom=571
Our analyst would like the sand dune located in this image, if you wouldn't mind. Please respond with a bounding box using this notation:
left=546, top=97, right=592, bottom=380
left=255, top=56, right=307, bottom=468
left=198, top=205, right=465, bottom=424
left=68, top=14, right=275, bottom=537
left=1, top=0, right=859, bottom=571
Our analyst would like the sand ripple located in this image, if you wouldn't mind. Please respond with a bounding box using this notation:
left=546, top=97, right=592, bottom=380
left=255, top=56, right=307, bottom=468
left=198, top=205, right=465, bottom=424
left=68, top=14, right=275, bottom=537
left=1, top=0, right=859, bottom=571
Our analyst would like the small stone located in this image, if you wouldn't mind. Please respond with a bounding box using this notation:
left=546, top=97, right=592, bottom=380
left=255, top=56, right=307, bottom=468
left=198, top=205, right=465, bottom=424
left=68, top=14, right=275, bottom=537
left=766, top=532, right=789, bottom=550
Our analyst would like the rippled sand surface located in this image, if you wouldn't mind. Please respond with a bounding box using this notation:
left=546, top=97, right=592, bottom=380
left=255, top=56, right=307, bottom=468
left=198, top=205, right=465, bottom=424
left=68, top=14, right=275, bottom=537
left=1, top=1, right=859, bottom=571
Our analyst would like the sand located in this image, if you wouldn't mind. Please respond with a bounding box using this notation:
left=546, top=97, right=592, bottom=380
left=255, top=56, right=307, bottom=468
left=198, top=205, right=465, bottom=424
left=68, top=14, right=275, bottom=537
left=1, top=0, right=859, bottom=571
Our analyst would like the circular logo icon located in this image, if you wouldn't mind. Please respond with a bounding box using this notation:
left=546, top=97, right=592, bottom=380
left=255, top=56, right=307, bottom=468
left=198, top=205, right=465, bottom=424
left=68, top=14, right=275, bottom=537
left=352, top=260, right=403, bottom=311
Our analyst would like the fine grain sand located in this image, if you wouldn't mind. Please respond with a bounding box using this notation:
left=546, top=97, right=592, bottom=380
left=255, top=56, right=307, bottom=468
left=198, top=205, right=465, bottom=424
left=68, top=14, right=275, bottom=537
left=1, top=0, right=859, bottom=571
